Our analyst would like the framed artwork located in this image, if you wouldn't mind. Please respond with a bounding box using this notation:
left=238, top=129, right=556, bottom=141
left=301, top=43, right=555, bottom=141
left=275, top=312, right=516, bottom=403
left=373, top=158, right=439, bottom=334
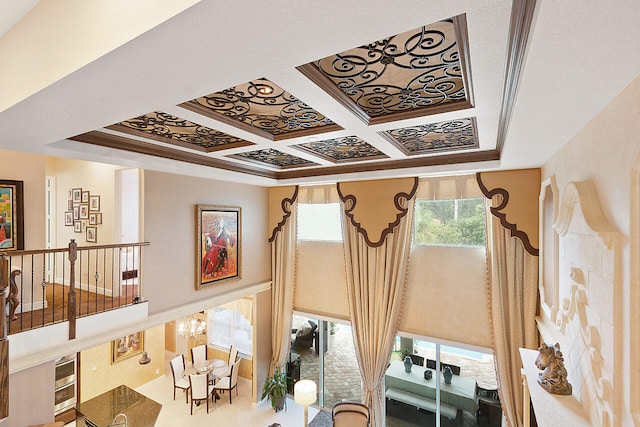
left=196, top=204, right=241, bottom=289
left=0, top=180, right=24, bottom=250
left=81, top=190, right=89, bottom=203
left=72, top=188, right=82, bottom=203
left=89, top=195, right=100, bottom=211
left=74, top=221, right=82, bottom=233
left=79, top=204, right=89, bottom=219
left=68, top=200, right=73, bottom=210
left=73, top=206, right=79, bottom=220
left=65, top=211, right=73, bottom=226
left=111, top=331, right=144, bottom=363
left=86, top=226, right=97, bottom=243
left=96, top=213, right=103, bottom=224
left=89, top=213, right=96, bottom=225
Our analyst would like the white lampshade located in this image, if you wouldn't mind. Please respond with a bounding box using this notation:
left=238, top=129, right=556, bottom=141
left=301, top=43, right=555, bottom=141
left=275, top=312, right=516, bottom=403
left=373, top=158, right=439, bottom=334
left=294, top=379, right=317, bottom=406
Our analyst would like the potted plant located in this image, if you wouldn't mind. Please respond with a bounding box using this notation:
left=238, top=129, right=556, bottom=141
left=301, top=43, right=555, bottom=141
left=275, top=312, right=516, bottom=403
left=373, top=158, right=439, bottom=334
left=261, top=371, right=288, bottom=412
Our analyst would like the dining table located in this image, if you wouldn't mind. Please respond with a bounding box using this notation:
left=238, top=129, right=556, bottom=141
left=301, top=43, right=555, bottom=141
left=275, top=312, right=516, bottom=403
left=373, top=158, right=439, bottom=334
left=184, top=359, right=229, bottom=401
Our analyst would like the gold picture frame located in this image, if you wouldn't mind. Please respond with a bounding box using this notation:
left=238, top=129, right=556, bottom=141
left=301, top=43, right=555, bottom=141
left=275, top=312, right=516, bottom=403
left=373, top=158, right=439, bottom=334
left=196, top=204, right=241, bottom=289
left=112, top=331, right=144, bottom=363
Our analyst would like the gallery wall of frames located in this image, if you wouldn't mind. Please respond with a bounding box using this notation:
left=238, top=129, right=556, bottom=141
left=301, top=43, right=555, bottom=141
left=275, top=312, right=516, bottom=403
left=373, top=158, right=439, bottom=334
left=64, top=187, right=102, bottom=243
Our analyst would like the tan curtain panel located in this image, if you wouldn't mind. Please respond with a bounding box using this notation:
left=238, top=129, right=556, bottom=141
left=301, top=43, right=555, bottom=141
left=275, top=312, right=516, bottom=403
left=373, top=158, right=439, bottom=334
left=485, top=195, right=539, bottom=426
left=338, top=177, right=418, bottom=426
left=268, top=186, right=298, bottom=374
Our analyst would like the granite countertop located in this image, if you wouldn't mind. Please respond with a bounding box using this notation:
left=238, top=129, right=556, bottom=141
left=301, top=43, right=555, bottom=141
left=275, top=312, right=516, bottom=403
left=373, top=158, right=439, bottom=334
left=76, top=385, right=161, bottom=427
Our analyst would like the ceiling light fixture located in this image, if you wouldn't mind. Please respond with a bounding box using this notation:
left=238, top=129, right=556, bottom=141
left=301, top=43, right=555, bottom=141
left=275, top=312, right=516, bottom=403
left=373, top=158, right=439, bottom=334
left=177, top=316, right=207, bottom=339
left=256, top=84, right=274, bottom=95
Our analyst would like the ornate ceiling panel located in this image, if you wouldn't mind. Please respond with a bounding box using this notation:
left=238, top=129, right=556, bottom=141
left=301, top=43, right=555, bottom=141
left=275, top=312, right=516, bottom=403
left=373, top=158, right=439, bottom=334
left=63, top=8, right=520, bottom=183
left=180, top=78, right=342, bottom=141
left=380, top=117, right=478, bottom=155
left=294, top=136, right=387, bottom=163
left=230, top=148, right=318, bottom=169
left=298, top=15, right=473, bottom=125
left=107, top=111, right=253, bottom=152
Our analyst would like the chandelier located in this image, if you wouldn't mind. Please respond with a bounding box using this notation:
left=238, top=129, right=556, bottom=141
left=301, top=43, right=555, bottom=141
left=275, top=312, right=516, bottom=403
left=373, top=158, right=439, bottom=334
left=178, top=316, right=207, bottom=339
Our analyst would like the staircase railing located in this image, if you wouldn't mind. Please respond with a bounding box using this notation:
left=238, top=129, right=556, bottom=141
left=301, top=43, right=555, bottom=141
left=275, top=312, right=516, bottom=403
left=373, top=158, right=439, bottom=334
left=0, top=239, right=150, bottom=339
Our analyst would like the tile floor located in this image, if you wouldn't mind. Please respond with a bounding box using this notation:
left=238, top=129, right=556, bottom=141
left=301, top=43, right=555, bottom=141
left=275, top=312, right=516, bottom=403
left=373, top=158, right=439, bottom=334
left=65, top=364, right=319, bottom=427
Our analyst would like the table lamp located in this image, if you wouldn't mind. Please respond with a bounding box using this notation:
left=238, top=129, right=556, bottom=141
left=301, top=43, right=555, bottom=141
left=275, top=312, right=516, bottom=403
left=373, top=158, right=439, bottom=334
left=294, top=379, right=317, bottom=427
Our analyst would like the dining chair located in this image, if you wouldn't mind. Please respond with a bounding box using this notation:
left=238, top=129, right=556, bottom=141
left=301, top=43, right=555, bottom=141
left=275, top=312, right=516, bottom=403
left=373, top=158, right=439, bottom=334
left=228, top=345, right=238, bottom=366
left=219, top=345, right=238, bottom=378
left=188, top=374, right=215, bottom=414
left=332, top=401, right=370, bottom=427
left=169, top=354, right=190, bottom=403
left=212, top=358, right=240, bottom=404
left=191, top=344, right=207, bottom=365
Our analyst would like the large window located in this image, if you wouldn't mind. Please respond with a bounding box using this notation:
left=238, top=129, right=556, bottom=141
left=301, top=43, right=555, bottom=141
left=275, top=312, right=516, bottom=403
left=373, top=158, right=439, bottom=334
left=414, top=197, right=485, bottom=246
left=297, top=203, right=342, bottom=241
left=208, top=298, right=253, bottom=356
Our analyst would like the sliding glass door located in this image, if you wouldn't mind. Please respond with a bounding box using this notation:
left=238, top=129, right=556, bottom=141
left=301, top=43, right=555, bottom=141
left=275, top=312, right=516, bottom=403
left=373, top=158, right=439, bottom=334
left=386, top=337, right=501, bottom=426
left=289, top=315, right=361, bottom=409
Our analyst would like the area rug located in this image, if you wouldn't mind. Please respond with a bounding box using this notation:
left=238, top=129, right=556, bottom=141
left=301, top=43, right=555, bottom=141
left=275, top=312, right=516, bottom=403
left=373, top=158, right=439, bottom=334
left=309, top=409, right=332, bottom=427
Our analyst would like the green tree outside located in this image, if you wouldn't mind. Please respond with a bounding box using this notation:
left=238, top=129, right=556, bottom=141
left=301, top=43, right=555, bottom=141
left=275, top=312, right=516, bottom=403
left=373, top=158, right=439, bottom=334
left=414, top=198, right=485, bottom=246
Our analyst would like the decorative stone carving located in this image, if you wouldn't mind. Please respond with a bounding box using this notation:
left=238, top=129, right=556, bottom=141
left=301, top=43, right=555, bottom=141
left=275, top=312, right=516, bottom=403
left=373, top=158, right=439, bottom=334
left=551, top=180, right=619, bottom=426
left=535, top=342, right=572, bottom=395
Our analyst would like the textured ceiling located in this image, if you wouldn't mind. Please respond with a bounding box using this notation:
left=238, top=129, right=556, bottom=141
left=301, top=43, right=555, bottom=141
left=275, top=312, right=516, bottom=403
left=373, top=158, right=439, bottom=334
left=3, top=0, right=640, bottom=186
left=69, top=13, right=494, bottom=181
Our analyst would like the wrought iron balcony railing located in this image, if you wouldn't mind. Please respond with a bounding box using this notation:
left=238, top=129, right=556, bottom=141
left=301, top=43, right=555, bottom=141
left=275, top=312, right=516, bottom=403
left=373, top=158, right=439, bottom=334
left=0, top=239, right=149, bottom=339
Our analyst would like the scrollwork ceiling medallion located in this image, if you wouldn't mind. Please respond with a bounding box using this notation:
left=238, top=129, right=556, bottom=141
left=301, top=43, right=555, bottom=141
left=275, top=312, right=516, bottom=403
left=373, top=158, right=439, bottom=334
left=108, top=111, right=254, bottom=152
left=230, top=148, right=317, bottom=169
left=181, top=78, right=342, bottom=141
left=380, top=117, right=478, bottom=155
left=298, top=15, right=473, bottom=125
left=295, top=136, right=387, bottom=163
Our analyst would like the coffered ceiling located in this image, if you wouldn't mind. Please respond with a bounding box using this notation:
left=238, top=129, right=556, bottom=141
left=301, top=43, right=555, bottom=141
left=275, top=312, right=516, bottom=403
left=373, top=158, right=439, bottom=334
left=2, top=0, right=640, bottom=186
left=68, top=12, right=497, bottom=182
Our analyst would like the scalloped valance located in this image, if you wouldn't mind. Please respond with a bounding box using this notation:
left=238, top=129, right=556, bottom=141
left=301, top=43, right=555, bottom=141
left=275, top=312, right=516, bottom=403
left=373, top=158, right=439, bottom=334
left=337, top=177, right=419, bottom=247
left=268, top=186, right=298, bottom=242
left=477, top=169, right=540, bottom=255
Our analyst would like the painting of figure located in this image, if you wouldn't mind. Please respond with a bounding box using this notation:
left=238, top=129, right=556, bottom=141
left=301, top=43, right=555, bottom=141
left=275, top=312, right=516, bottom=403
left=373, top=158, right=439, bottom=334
left=196, top=205, right=241, bottom=288
left=0, top=180, right=23, bottom=250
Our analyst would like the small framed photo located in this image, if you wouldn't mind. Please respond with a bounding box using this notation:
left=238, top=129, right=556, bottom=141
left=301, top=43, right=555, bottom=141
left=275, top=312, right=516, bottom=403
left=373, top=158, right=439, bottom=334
left=73, top=206, right=79, bottom=220
left=74, top=221, right=82, bottom=233
left=86, top=226, right=97, bottom=243
left=68, top=200, right=73, bottom=210
left=89, top=213, right=97, bottom=225
left=65, top=211, right=73, bottom=226
left=96, top=213, right=103, bottom=224
left=82, top=191, right=90, bottom=203
left=79, top=204, right=89, bottom=219
left=89, top=195, right=100, bottom=212
left=72, top=188, right=82, bottom=203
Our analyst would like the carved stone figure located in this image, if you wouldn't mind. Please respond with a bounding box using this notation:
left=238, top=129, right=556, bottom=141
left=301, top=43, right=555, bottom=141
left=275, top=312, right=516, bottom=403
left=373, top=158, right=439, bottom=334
left=535, top=342, right=572, bottom=395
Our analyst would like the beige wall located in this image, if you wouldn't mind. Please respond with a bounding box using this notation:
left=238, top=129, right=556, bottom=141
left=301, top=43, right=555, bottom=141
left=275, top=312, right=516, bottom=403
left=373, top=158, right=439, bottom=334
left=1, top=360, right=54, bottom=427
left=46, top=157, right=120, bottom=247
left=142, top=170, right=270, bottom=315
left=79, top=324, right=165, bottom=402
left=1, top=149, right=46, bottom=251
left=540, top=74, right=640, bottom=425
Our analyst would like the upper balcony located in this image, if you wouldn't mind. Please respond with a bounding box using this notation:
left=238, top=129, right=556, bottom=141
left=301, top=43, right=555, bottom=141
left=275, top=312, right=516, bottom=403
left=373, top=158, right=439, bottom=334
left=1, top=239, right=150, bottom=341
